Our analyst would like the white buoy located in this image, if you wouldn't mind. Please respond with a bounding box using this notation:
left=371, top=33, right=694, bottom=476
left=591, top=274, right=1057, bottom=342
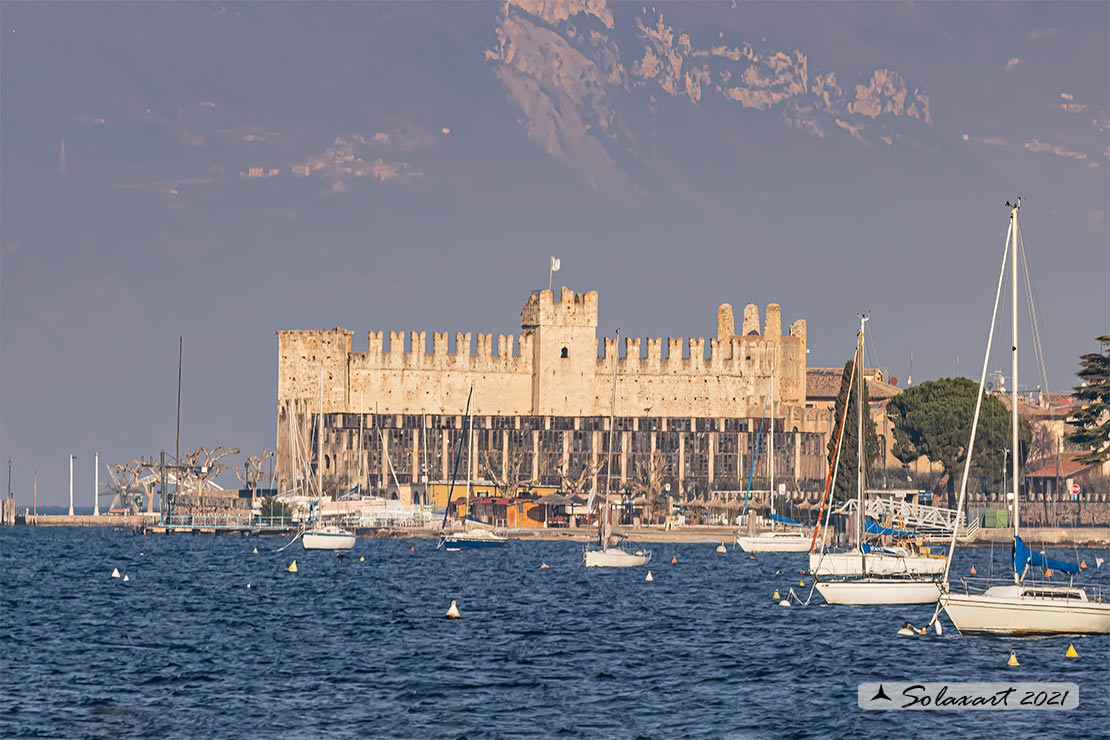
left=778, top=600, right=791, bottom=607
left=1096, top=557, right=1105, bottom=569
left=645, top=571, right=654, bottom=582
left=123, top=574, right=130, bottom=583
left=252, top=547, right=258, bottom=555
left=934, top=620, right=943, bottom=635
left=446, top=600, right=462, bottom=619
left=715, top=543, right=727, bottom=554
left=540, top=563, right=550, bottom=569
left=897, top=627, right=915, bottom=636
left=111, top=567, right=121, bottom=579
left=246, top=582, right=252, bottom=589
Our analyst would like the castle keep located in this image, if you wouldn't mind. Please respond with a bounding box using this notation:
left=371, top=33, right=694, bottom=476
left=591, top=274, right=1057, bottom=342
left=276, top=287, right=831, bottom=503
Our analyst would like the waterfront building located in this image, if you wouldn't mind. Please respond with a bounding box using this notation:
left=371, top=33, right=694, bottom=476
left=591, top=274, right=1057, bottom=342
left=276, top=287, right=833, bottom=506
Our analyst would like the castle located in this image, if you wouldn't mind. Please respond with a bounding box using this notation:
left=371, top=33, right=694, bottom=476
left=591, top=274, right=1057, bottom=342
left=276, top=287, right=832, bottom=503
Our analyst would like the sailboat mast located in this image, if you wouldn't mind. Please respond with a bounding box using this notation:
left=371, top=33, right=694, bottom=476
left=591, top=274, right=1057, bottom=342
left=602, top=329, right=621, bottom=545
left=466, top=402, right=475, bottom=522
left=769, top=352, right=775, bottom=523
left=1011, top=202, right=1021, bottom=536
left=317, top=365, right=324, bottom=499
left=857, top=317, right=868, bottom=548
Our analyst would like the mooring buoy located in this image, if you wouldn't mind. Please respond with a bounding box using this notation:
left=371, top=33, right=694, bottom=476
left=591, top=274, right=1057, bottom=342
left=645, top=571, right=654, bottom=582
left=288, top=560, right=298, bottom=573
left=111, top=567, right=121, bottom=579
left=1065, top=644, right=1078, bottom=658
left=446, top=600, right=462, bottom=619
left=1008, top=651, right=1020, bottom=667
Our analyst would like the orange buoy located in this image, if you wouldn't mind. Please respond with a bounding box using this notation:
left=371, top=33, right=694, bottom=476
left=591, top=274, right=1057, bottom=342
left=670, top=556, right=677, bottom=565
left=1044, top=568, right=1053, bottom=578
left=1080, top=561, right=1088, bottom=570
left=970, top=566, right=977, bottom=575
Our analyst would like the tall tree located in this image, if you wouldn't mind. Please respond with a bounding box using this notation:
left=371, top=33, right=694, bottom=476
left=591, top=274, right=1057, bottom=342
left=1067, top=336, right=1110, bottom=464
left=886, top=377, right=1030, bottom=507
left=827, top=360, right=880, bottom=500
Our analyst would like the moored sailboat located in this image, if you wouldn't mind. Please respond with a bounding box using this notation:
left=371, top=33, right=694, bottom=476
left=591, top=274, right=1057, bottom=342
left=735, top=352, right=815, bottom=553
left=584, top=329, right=651, bottom=568
left=438, top=387, right=508, bottom=551
left=813, top=316, right=943, bottom=605
left=938, top=200, right=1110, bottom=634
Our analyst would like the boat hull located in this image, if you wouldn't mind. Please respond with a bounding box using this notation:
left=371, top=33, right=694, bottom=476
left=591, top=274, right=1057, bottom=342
left=810, top=551, right=946, bottom=577
left=816, top=579, right=942, bottom=605
left=302, top=531, right=356, bottom=550
left=441, top=535, right=508, bottom=551
left=584, top=547, right=652, bottom=568
left=941, top=591, right=1110, bottom=635
left=735, top=532, right=818, bottom=552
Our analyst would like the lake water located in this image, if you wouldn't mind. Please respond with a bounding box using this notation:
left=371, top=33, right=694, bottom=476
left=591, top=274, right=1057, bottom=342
left=2, top=528, right=1107, bottom=739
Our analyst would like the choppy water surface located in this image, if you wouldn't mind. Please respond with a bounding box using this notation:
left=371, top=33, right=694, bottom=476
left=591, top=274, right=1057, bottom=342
left=1, top=528, right=1107, bottom=739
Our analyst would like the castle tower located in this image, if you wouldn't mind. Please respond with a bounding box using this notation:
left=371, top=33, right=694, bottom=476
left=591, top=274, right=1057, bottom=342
left=520, top=286, right=599, bottom=416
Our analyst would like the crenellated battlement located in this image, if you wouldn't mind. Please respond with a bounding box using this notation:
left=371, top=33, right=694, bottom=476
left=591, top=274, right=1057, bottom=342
left=277, top=289, right=808, bottom=418
left=520, top=286, right=599, bottom=330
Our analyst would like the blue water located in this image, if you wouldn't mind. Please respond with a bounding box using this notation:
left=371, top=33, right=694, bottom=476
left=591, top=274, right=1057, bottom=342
left=2, top=528, right=1107, bottom=739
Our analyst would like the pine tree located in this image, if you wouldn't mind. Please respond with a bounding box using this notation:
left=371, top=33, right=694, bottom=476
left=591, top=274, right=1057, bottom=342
left=827, top=359, right=879, bottom=500
left=1067, top=336, right=1110, bottom=464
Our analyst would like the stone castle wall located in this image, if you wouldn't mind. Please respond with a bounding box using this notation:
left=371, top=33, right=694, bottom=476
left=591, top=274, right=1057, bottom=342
left=277, top=287, right=808, bottom=420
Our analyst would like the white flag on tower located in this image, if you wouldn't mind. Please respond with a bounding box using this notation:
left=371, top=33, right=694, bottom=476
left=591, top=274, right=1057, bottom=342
left=550, top=256, right=561, bottom=272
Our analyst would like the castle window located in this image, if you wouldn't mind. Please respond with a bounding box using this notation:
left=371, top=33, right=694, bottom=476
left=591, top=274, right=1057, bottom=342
left=560, top=347, right=569, bottom=358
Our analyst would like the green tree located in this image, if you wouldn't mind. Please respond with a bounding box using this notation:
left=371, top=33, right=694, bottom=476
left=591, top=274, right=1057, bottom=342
left=827, top=360, right=880, bottom=500
left=1067, top=336, right=1109, bottom=464
left=259, top=496, right=293, bottom=523
left=886, top=377, right=1030, bottom=507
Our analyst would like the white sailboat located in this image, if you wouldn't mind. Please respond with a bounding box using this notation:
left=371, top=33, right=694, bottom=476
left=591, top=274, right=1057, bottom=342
left=585, top=329, right=651, bottom=568
left=736, top=353, right=815, bottom=552
left=438, top=387, right=508, bottom=551
left=814, top=316, right=943, bottom=605
left=938, top=199, right=1110, bottom=634
left=302, top=365, right=355, bottom=551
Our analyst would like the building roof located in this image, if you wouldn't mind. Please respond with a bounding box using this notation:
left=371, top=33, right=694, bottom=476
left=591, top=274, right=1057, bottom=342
left=1024, top=452, right=1100, bottom=480
left=806, top=368, right=901, bottom=403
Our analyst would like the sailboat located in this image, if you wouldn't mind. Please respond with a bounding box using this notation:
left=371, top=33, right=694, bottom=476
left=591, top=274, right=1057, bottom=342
left=584, top=330, right=651, bottom=568
left=938, top=199, right=1110, bottom=634
left=814, top=316, right=944, bottom=605
left=302, top=365, right=355, bottom=551
left=735, top=351, right=816, bottom=553
left=438, top=388, right=508, bottom=551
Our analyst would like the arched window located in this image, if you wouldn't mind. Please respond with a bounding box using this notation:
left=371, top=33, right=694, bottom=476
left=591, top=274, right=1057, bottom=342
left=560, top=347, right=569, bottom=358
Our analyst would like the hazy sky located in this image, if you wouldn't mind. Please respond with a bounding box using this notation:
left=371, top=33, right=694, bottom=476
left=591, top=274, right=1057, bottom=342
left=2, top=1, right=1107, bottom=506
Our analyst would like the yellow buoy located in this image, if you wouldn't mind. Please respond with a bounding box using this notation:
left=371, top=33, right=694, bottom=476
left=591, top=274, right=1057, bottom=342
left=970, top=565, right=977, bottom=575
left=446, top=600, right=462, bottom=619
left=287, top=560, right=298, bottom=573
left=1008, top=651, right=1020, bottom=667
left=799, top=580, right=805, bottom=587
left=1065, top=644, right=1078, bottom=658
left=773, top=591, right=781, bottom=600
left=775, top=570, right=780, bottom=575
left=252, top=547, right=258, bottom=555
left=540, top=563, right=550, bottom=569
left=671, top=556, right=677, bottom=564
left=359, top=556, right=365, bottom=562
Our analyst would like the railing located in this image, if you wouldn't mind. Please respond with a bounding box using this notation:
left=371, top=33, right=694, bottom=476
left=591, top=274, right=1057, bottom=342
left=834, top=498, right=977, bottom=540
left=161, top=513, right=296, bottom=530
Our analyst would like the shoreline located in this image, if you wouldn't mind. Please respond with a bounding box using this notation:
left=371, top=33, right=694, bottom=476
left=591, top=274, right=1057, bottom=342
left=12, top=516, right=1110, bottom=547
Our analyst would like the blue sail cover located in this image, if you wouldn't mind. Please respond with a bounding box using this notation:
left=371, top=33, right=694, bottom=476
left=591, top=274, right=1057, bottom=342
left=864, top=519, right=918, bottom=537
left=769, top=514, right=802, bottom=526
left=1014, top=535, right=1079, bottom=577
